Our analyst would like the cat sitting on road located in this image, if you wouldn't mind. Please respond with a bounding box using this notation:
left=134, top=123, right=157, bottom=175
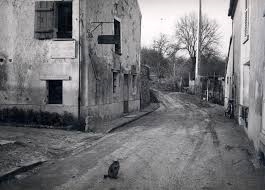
left=104, top=161, right=120, bottom=179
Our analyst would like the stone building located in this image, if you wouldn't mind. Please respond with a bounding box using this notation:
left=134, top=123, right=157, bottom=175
left=226, top=0, right=265, bottom=155
left=0, top=0, right=141, bottom=123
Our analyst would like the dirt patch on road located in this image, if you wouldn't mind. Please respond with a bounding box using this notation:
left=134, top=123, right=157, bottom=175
left=0, top=126, right=103, bottom=177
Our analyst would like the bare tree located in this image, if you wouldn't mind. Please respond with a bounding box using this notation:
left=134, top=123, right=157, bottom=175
left=151, top=34, right=181, bottom=79
left=153, top=33, right=170, bottom=57
left=175, top=13, right=221, bottom=69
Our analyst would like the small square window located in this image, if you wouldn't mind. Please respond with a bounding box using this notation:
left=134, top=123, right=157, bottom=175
left=47, top=80, right=63, bottom=104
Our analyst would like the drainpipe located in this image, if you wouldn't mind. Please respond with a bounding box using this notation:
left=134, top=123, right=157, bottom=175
left=78, top=0, right=81, bottom=120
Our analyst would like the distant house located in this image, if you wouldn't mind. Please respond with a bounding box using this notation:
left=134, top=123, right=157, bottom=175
left=226, top=0, right=265, bottom=155
left=0, top=0, right=141, bottom=125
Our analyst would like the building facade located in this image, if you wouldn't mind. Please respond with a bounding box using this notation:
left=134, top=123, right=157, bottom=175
left=0, top=0, right=141, bottom=125
left=226, top=0, right=265, bottom=155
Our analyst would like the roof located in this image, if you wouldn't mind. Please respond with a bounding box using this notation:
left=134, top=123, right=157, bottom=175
left=228, top=0, right=238, bottom=18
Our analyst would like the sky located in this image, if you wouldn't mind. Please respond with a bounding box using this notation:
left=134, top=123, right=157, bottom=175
left=138, top=0, right=232, bottom=56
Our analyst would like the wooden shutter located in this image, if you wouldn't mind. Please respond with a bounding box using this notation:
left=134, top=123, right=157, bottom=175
left=244, top=0, right=249, bottom=37
left=34, top=1, right=55, bottom=39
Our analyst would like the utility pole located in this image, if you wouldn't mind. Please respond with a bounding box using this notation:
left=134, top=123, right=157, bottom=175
left=195, top=0, right=202, bottom=81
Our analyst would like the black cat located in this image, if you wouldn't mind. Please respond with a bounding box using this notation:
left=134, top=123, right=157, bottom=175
left=104, top=161, right=120, bottom=179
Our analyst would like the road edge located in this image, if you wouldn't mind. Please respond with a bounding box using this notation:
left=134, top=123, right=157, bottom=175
left=107, top=103, right=160, bottom=133
left=0, top=160, right=47, bottom=184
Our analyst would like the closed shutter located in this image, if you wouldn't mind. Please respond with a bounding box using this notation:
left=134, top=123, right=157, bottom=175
left=244, top=0, right=249, bottom=37
left=34, top=1, right=55, bottom=39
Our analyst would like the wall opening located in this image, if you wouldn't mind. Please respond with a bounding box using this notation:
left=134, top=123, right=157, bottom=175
left=132, top=75, right=137, bottom=94
left=47, top=80, right=63, bottom=104
left=114, top=19, right=121, bottom=55
left=34, top=1, right=73, bottom=40
left=123, top=74, right=129, bottom=113
left=56, top=2, right=73, bottom=38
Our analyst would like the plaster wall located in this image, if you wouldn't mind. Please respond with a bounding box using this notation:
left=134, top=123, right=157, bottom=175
left=0, top=0, right=80, bottom=116
left=225, top=39, right=234, bottom=108
left=231, top=1, right=242, bottom=121
left=80, top=0, right=142, bottom=120
left=248, top=0, right=265, bottom=150
left=239, top=0, right=250, bottom=107
left=230, top=0, right=265, bottom=151
left=0, top=0, right=142, bottom=121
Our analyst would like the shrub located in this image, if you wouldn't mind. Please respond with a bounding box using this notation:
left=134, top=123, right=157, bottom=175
left=0, top=107, right=83, bottom=131
left=25, top=109, right=35, bottom=124
left=62, top=111, right=75, bottom=126
left=2, top=108, right=9, bottom=122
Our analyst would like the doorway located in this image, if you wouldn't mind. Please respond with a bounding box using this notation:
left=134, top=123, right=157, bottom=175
left=123, top=74, right=129, bottom=114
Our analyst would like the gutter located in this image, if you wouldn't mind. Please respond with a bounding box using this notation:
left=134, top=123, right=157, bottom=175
left=228, top=0, right=238, bottom=18
left=78, top=0, right=81, bottom=119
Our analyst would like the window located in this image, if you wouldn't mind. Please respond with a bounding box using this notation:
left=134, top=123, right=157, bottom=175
left=113, top=72, right=118, bottom=94
left=34, top=1, right=72, bottom=40
left=47, top=80, right=63, bottom=104
left=114, top=19, right=121, bottom=55
left=244, top=0, right=249, bottom=39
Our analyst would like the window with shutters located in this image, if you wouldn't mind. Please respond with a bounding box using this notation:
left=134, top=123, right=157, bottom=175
left=114, top=19, right=121, bottom=55
left=34, top=1, right=72, bottom=40
left=244, top=0, right=249, bottom=40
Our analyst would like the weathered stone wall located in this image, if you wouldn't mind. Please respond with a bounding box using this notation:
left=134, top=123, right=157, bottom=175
left=80, top=0, right=141, bottom=120
left=0, top=0, right=80, bottom=116
left=0, top=0, right=141, bottom=121
left=140, top=65, right=150, bottom=109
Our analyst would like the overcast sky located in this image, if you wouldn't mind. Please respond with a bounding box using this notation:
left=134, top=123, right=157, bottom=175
left=138, top=0, right=232, bottom=56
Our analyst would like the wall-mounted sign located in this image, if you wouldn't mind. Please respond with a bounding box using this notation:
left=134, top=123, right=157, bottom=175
left=98, top=35, right=119, bottom=44
left=50, top=40, right=76, bottom=59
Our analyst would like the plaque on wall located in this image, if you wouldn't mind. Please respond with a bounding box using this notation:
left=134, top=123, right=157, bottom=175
left=50, top=40, right=76, bottom=59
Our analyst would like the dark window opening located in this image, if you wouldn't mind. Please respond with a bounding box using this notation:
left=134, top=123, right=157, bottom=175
left=34, top=1, right=72, bottom=40
left=57, top=2, right=72, bottom=38
left=114, top=19, right=121, bottom=55
left=47, top=80, right=63, bottom=104
left=132, top=75, right=137, bottom=93
left=241, top=106, right=249, bottom=128
left=113, top=72, right=118, bottom=94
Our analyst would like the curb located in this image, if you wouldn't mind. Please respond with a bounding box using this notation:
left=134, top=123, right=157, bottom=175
left=0, top=160, right=47, bottom=183
left=107, top=103, right=160, bottom=133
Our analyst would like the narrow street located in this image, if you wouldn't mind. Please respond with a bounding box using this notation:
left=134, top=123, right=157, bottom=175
left=1, top=92, right=264, bottom=190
